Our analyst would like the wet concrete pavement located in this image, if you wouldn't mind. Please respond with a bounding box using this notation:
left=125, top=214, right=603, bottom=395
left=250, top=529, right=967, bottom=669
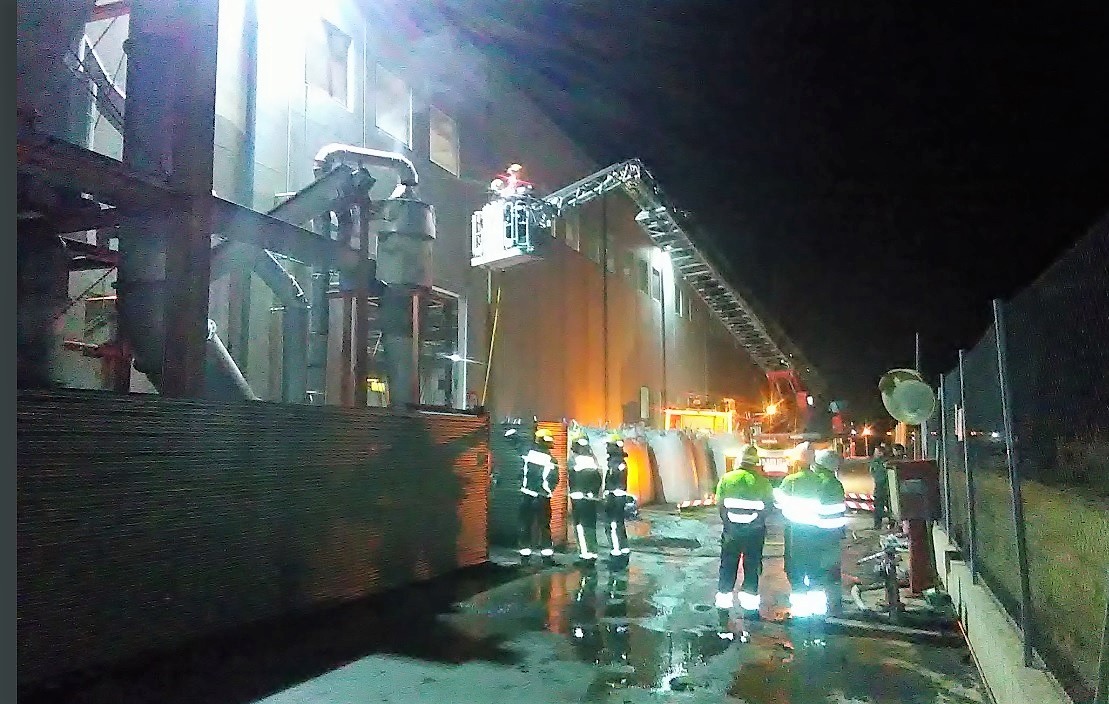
left=25, top=506, right=986, bottom=704
left=839, top=457, right=876, bottom=498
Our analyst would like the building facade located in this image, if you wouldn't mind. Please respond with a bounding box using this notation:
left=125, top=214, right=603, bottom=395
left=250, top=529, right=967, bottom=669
left=57, top=0, right=765, bottom=426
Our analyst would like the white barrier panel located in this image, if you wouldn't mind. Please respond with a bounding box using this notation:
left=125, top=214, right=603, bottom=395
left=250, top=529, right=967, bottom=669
left=646, top=431, right=700, bottom=504
left=707, top=433, right=745, bottom=482
left=689, top=435, right=716, bottom=497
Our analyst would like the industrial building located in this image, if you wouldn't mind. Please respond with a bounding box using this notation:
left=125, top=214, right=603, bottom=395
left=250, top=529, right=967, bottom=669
left=16, top=0, right=821, bottom=689
left=33, top=0, right=772, bottom=424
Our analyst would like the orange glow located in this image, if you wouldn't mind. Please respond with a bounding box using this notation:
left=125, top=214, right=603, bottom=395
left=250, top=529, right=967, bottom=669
left=765, top=402, right=779, bottom=416
left=664, top=408, right=734, bottom=433
left=623, top=438, right=654, bottom=505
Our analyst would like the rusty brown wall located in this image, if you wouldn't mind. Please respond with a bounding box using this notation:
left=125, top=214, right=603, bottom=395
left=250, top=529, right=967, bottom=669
left=16, top=389, right=490, bottom=686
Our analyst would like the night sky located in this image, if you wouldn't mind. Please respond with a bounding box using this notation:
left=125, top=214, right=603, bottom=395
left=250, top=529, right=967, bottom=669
left=439, top=1, right=1109, bottom=419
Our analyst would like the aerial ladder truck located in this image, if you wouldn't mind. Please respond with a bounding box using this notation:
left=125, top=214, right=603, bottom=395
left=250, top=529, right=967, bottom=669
left=470, top=159, right=844, bottom=475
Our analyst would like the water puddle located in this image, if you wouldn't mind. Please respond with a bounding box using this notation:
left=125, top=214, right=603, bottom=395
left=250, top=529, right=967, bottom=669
left=575, top=622, right=736, bottom=694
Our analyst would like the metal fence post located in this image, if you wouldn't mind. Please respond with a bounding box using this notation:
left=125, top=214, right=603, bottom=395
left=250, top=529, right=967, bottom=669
left=1097, top=568, right=1109, bottom=704
left=939, top=373, right=952, bottom=537
left=993, top=298, right=1035, bottom=668
left=958, top=348, right=977, bottom=583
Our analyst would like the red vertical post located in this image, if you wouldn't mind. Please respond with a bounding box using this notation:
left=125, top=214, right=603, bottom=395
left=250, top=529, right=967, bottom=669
left=893, top=459, right=941, bottom=594
left=904, top=518, right=932, bottom=594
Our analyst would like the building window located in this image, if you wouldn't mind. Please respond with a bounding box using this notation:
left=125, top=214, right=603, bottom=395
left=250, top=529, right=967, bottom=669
left=582, top=227, right=601, bottom=264
left=636, top=257, right=650, bottom=294
left=674, top=285, right=684, bottom=317
left=376, top=65, right=412, bottom=146
left=634, top=257, right=647, bottom=292
left=563, top=212, right=581, bottom=251
left=307, top=21, right=351, bottom=106
left=429, top=106, right=460, bottom=176
left=605, top=245, right=617, bottom=274
left=650, top=266, right=663, bottom=301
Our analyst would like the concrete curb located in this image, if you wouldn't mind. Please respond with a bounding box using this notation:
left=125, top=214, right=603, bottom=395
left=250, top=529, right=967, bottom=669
left=932, top=526, right=1073, bottom=704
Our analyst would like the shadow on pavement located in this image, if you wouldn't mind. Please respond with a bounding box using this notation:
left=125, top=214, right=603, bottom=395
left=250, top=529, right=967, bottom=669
left=20, top=562, right=525, bottom=704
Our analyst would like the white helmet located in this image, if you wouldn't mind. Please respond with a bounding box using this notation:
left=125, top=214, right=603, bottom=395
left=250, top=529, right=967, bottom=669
left=794, top=441, right=816, bottom=468
left=814, top=448, right=842, bottom=473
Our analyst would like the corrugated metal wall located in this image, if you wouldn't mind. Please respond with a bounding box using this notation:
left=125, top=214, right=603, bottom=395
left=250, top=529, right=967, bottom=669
left=538, top=421, right=570, bottom=546
left=17, top=390, right=490, bottom=686
left=689, top=435, right=716, bottom=495
left=488, top=421, right=569, bottom=548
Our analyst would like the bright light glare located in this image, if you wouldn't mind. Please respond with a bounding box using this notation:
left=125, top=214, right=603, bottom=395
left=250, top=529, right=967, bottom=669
left=862, top=426, right=873, bottom=436
left=765, top=403, right=778, bottom=416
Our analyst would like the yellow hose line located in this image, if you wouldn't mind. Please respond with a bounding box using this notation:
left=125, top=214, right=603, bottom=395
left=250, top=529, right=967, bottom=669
left=481, top=284, right=502, bottom=406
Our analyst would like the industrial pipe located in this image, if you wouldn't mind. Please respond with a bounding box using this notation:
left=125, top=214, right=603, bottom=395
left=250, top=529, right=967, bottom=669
left=204, top=319, right=259, bottom=401
left=17, top=235, right=69, bottom=388
left=17, top=0, right=97, bottom=131
left=314, top=143, right=419, bottom=198
left=314, top=143, right=435, bottom=408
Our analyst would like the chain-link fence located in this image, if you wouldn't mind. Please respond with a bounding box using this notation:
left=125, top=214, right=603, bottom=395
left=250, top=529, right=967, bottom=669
left=934, top=213, right=1109, bottom=704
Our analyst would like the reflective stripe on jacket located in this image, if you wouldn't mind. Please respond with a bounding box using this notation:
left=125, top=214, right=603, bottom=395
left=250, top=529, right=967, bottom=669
left=569, top=452, right=603, bottom=500
left=715, top=469, right=773, bottom=528
left=774, top=469, right=847, bottom=530
left=521, top=449, right=558, bottom=498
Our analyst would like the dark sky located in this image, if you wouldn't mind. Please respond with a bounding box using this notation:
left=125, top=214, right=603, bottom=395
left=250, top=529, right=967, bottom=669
left=438, top=1, right=1109, bottom=419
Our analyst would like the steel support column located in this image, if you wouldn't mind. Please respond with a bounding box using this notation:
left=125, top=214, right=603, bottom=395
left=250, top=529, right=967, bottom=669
left=338, top=209, right=355, bottom=406
left=993, top=298, right=1035, bottom=667
left=939, top=373, right=952, bottom=537
left=118, top=0, right=219, bottom=398
left=958, top=349, right=977, bottom=583
left=353, top=203, right=372, bottom=407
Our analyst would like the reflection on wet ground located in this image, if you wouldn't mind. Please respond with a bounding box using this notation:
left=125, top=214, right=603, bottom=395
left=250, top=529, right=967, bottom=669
left=23, top=508, right=987, bottom=704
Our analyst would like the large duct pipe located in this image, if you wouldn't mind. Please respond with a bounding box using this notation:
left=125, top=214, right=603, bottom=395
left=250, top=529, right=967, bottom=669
left=116, top=234, right=256, bottom=401
left=306, top=267, right=330, bottom=403
left=272, top=253, right=310, bottom=403
left=17, top=235, right=70, bottom=389
left=380, top=287, right=419, bottom=406
left=17, top=0, right=97, bottom=129
left=116, top=0, right=255, bottom=401
left=314, top=145, right=433, bottom=407
left=314, top=144, right=419, bottom=197
left=205, top=320, right=259, bottom=400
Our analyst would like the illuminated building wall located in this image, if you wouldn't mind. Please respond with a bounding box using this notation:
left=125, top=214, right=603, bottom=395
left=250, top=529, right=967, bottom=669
left=56, top=0, right=766, bottom=420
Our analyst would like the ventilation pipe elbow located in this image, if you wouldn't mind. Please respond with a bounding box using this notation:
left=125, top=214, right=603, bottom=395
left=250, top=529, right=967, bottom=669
left=313, top=143, right=419, bottom=198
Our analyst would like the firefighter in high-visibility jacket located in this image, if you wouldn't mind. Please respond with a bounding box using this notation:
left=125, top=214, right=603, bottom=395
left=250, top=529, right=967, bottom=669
left=516, top=428, right=560, bottom=564
left=774, top=448, right=849, bottom=618
left=603, top=434, right=632, bottom=566
left=714, top=444, right=774, bottom=616
left=569, top=434, right=603, bottom=563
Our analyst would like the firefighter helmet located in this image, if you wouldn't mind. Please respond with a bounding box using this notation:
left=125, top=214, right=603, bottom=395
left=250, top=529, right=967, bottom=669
left=535, top=428, right=555, bottom=446
left=570, top=435, right=592, bottom=452
left=736, top=444, right=760, bottom=469
left=606, top=432, right=624, bottom=449
left=814, top=448, right=843, bottom=473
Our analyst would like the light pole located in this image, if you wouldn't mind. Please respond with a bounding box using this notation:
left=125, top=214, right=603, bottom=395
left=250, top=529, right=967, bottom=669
left=862, top=425, right=874, bottom=457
